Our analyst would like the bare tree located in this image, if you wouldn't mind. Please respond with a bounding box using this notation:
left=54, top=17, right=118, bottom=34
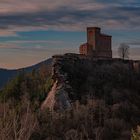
left=118, top=43, right=130, bottom=60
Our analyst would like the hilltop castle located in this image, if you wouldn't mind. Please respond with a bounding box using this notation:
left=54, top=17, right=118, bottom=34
left=79, top=27, right=112, bottom=58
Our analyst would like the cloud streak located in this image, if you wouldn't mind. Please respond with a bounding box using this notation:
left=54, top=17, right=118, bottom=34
left=0, top=0, right=139, bottom=35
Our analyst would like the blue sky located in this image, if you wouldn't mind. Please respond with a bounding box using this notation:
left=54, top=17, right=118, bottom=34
left=0, top=0, right=140, bottom=69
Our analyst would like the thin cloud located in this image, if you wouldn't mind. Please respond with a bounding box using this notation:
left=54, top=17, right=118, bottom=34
left=0, top=40, right=65, bottom=50
left=0, top=0, right=139, bottom=36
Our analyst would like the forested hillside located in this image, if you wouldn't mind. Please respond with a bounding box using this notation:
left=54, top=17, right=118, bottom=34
left=0, top=55, right=140, bottom=140
left=0, top=58, right=52, bottom=88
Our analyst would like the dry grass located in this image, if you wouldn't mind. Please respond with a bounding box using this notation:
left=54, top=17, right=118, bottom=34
left=0, top=100, right=37, bottom=140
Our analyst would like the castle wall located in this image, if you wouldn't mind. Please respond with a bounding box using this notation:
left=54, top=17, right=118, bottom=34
left=87, top=27, right=99, bottom=51
left=96, top=34, right=112, bottom=58
left=98, top=35, right=111, bottom=51
left=79, top=27, right=112, bottom=58
left=79, top=43, right=88, bottom=55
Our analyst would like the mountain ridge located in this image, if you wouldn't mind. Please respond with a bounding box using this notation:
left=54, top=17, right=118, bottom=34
left=0, top=58, right=52, bottom=88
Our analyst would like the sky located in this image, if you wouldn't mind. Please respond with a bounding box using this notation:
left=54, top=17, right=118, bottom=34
left=0, top=0, right=140, bottom=69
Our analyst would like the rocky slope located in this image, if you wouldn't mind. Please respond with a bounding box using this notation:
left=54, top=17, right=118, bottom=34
left=42, top=53, right=140, bottom=110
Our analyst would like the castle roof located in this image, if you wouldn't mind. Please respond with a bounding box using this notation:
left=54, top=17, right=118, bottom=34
left=101, top=33, right=112, bottom=37
left=87, top=27, right=101, bottom=30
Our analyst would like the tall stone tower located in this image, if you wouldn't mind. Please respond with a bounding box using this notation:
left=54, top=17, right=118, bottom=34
left=87, top=27, right=100, bottom=51
left=79, top=27, right=112, bottom=58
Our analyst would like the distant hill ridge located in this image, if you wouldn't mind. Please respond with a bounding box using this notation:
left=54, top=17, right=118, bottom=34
left=0, top=58, right=52, bottom=88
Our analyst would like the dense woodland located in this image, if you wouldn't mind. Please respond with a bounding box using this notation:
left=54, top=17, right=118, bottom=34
left=0, top=60, right=140, bottom=140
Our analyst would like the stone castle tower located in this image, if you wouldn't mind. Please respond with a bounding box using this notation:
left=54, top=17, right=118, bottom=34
left=79, top=27, right=112, bottom=58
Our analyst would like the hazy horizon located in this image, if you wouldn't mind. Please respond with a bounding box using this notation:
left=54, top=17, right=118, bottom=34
left=0, top=0, right=140, bottom=69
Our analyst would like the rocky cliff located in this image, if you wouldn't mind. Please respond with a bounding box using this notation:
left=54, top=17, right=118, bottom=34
left=41, top=53, right=140, bottom=110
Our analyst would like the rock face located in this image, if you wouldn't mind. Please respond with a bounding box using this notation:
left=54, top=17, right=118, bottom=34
left=41, top=81, right=58, bottom=110
left=41, top=54, right=74, bottom=110
left=41, top=53, right=114, bottom=110
left=41, top=53, right=140, bottom=110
